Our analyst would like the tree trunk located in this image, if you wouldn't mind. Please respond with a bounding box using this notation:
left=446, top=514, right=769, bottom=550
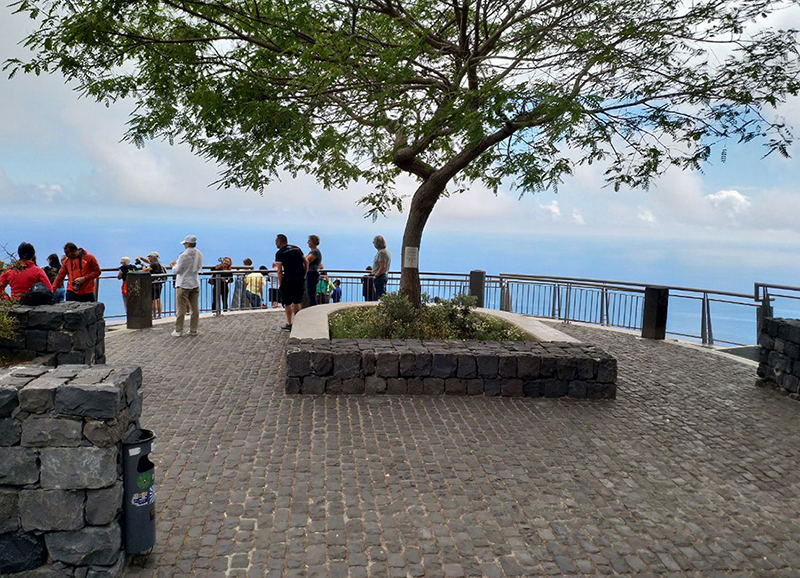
left=398, top=178, right=447, bottom=306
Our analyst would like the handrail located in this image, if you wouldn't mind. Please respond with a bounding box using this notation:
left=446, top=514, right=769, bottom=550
left=754, top=282, right=800, bottom=301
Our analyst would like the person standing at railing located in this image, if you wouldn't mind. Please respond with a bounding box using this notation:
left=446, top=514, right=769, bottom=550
left=244, top=260, right=264, bottom=309
left=210, top=257, right=233, bottom=313
left=304, top=235, right=323, bottom=307
left=371, top=235, right=391, bottom=300
left=117, top=257, right=138, bottom=311
left=169, top=234, right=203, bottom=337
left=136, top=252, right=167, bottom=319
left=53, top=242, right=101, bottom=302
left=330, top=279, right=342, bottom=303
left=268, top=267, right=280, bottom=309
left=361, top=266, right=375, bottom=301
left=274, top=234, right=308, bottom=330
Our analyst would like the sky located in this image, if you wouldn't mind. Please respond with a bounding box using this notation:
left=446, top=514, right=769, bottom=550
left=2, top=4, right=800, bottom=302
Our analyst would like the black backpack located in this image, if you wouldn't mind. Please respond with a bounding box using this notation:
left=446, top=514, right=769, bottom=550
left=19, top=282, right=54, bottom=306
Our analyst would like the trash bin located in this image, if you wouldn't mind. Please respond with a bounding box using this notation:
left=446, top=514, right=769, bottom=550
left=122, top=428, right=156, bottom=554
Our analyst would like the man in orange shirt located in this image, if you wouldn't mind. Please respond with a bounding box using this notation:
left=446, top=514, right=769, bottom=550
left=52, top=242, right=101, bottom=302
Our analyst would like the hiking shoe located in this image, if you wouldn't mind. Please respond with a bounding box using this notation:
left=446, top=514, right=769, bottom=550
left=281, top=324, right=292, bottom=331
left=189, top=332, right=198, bottom=337
left=171, top=331, right=182, bottom=338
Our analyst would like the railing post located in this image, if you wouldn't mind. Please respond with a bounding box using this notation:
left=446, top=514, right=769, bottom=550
left=704, top=293, right=714, bottom=345
left=757, top=288, right=773, bottom=340
left=469, top=270, right=486, bottom=308
left=500, top=279, right=511, bottom=312
left=126, top=272, right=153, bottom=330
left=600, top=287, right=607, bottom=325
left=641, top=286, right=669, bottom=340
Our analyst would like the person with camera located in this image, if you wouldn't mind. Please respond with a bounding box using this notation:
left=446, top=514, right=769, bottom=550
left=116, top=256, right=138, bottom=311
left=210, top=256, right=233, bottom=313
left=136, top=252, right=167, bottom=319
left=52, top=242, right=101, bottom=302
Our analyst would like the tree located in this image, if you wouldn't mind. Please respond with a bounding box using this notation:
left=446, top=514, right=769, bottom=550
left=8, top=0, right=799, bottom=304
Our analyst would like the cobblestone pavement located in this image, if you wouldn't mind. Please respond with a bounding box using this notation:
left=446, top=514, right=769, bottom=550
left=109, top=313, right=800, bottom=578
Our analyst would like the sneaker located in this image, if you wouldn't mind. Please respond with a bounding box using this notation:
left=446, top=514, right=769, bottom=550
left=171, top=331, right=182, bottom=338
left=189, top=332, right=198, bottom=337
left=281, top=324, right=292, bottom=331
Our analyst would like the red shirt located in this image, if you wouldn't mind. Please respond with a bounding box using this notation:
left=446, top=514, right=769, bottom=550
left=53, top=249, right=101, bottom=295
left=0, top=261, right=54, bottom=300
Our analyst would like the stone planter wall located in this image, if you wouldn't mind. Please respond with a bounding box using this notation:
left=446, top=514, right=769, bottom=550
left=0, top=302, right=106, bottom=366
left=286, top=339, right=617, bottom=398
left=0, top=364, right=143, bottom=576
left=756, top=318, right=800, bottom=400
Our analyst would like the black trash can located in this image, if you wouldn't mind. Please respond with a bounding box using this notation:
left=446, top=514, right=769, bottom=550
left=122, top=428, right=156, bottom=554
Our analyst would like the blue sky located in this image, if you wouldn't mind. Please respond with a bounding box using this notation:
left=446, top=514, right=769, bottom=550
left=2, top=5, right=800, bottom=298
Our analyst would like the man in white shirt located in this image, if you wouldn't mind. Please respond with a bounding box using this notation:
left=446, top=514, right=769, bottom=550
left=169, top=234, right=204, bottom=337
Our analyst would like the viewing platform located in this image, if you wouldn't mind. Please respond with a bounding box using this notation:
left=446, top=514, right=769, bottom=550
left=106, top=310, right=800, bottom=578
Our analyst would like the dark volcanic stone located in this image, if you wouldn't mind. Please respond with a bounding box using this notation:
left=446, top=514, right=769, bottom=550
left=0, top=531, right=48, bottom=574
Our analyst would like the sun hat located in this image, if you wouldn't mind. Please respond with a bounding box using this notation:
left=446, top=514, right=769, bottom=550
left=181, top=235, right=197, bottom=244
left=148, top=251, right=159, bottom=258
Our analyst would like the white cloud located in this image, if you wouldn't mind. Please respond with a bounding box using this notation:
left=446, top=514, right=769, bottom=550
left=571, top=208, right=585, bottom=225
left=637, top=208, right=656, bottom=223
left=704, top=189, right=752, bottom=218
left=538, top=200, right=561, bottom=220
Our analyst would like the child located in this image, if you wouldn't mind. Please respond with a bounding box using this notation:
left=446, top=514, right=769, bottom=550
left=330, top=279, right=342, bottom=303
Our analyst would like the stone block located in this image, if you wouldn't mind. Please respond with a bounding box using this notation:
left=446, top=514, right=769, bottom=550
left=423, top=378, right=444, bottom=395
left=456, top=355, right=477, bottom=379
left=0, top=417, right=21, bottom=446
left=483, top=378, right=501, bottom=396
left=781, top=373, right=799, bottom=393
left=84, top=410, right=129, bottom=447
left=574, top=358, right=595, bottom=380
left=364, top=376, right=386, bottom=395
left=785, top=341, right=800, bottom=360
left=539, top=356, right=556, bottom=377
left=778, top=322, right=792, bottom=341
left=284, top=378, right=301, bottom=394
left=475, top=354, right=499, bottom=377
left=86, top=552, right=125, bottom=578
left=586, top=382, right=605, bottom=399
left=0, top=385, right=20, bottom=417
left=543, top=379, right=569, bottom=398
left=105, top=366, right=142, bottom=405
left=327, top=378, right=344, bottom=395
left=71, top=327, right=93, bottom=351
left=21, top=417, right=83, bottom=447
left=333, top=353, right=362, bottom=379
left=88, top=321, right=99, bottom=343
left=430, top=353, right=457, bottom=378
left=466, top=379, right=484, bottom=396
left=0, top=531, right=48, bottom=574
left=72, top=367, right=114, bottom=385
left=58, top=351, right=86, bottom=365
left=56, top=384, right=123, bottom=419
left=444, top=378, right=467, bottom=395
left=386, top=378, right=407, bottom=394
left=300, top=376, right=325, bottom=395
left=376, top=352, right=399, bottom=378
left=501, top=379, right=524, bottom=397
left=85, top=481, right=123, bottom=526
left=596, top=358, right=617, bottom=383
left=47, top=331, right=73, bottom=353
left=286, top=349, right=312, bottom=377
left=310, top=351, right=333, bottom=375
left=27, top=306, right=64, bottom=330
left=0, top=332, right=25, bottom=349
left=556, top=363, right=577, bottom=381
left=568, top=381, right=588, bottom=398
left=40, top=447, right=118, bottom=489
left=19, top=376, right=66, bottom=413
left=523, top=380, right=542, bottom=397
left=0, top=447, right=39, bottom=485
left=414, top=353, right=432, bottom=377
left=406, top=378, right=424, bottom=394
left=342, top=378, right=366, bottom=394
left=602, top=383, right=616, bottom=399
left=498, top=355, right=517, bottom=378
left=516, top=355, right=540, bottom=379
left=362, top=351, right=376, bottom=375
left=50, top=364, right=89, bottom=379
left=8, top=304, right=33, bottom=326
left=129, top=391, right=143, bottom=421
left=774, top=338, right=786, bottom=353
left=25, top=330, right=49, bottom=353
left=45, top=523, right=122, bottom=566
left=0, top=488, right=20, bottom=533
left=62, top=305, right=93, bottom=331
left=398, top=352, right=416, bottom=377
left=20, top=489, right=85, bottom=531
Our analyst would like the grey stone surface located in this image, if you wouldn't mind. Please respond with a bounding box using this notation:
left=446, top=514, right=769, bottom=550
left=27, top=306, right=64, bottom=330
left=45, top=523, right=122, bottom=566
left=0, top=487, right=20, bottom=533
left=71, top=367, right=114, bottom=385
left=21, top=417, right=83, bottom=447
left=86, top=553, right=125, bottom=578
left=40, top=447, right=118, bottom=489
left=56, top=383, right=122, bottom=419
left=18, top=376, right=65, bottom=413
left=0, top=531, right=48, bottom=574
left=0, top=385, right=20, bottom=417
left=99, top=314, right=800, bottom=578
left=83, top=410, right=130, bottom=447
left=20, top=489, right=85, bottom=531
left=25, top=329, right=49, bottom=353
left=0, top=416, right=21, bottom=445
left=0, top=447, right=39, bottom=485
left=85, top=481, right=123, bottom=526
left=47, top=330, right=73, bottom=353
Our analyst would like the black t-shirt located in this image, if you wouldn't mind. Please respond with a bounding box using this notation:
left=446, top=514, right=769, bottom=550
left=275, top=245, right=306, bottom=281
left=119, top=264, right=138, bottom=281
left=308, top=249, right=322, bottom=272
left=150, top=262, right=166, bottom=284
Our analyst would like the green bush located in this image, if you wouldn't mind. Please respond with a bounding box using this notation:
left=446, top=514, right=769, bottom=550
left=329, top=293, right=530, bottom=341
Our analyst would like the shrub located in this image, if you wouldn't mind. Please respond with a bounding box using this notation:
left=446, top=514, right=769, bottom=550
left=329, top=293, right=530, bottom=341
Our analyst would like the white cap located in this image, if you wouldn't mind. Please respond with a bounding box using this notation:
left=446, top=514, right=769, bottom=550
left=148, top=251, right=159, bottom=258
left=181, top=235, right=197, bottom=245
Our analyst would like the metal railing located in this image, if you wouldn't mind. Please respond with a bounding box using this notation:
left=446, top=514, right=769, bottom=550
left=754, top=282, right=800, bottom=331
left=490, top=274, right=762, bottom=346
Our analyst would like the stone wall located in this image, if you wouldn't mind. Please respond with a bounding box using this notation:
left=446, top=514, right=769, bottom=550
left=756, top=318, right=800, bottom=400
left=286, top=339, right=617, bottom=398
left=0, top=364, right=143, bottom=576
left=0, top=302, right=106, bottom=367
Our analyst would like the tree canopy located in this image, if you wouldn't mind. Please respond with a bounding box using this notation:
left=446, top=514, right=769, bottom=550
left=8, top=0, right=800, bottom=302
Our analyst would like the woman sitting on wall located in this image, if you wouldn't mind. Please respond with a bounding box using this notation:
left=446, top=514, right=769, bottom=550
left=0, top=242, right=53, bottom=300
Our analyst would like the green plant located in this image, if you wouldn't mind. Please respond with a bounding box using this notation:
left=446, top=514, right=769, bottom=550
left=329, top=294, right=530, bottom=341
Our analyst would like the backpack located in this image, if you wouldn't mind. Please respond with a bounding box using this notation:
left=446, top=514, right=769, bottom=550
left=19, top=282, right=55, bottom=306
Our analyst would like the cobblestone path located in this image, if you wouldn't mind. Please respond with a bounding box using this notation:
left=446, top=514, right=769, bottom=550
left=110, top=313, right=800, bottom=578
